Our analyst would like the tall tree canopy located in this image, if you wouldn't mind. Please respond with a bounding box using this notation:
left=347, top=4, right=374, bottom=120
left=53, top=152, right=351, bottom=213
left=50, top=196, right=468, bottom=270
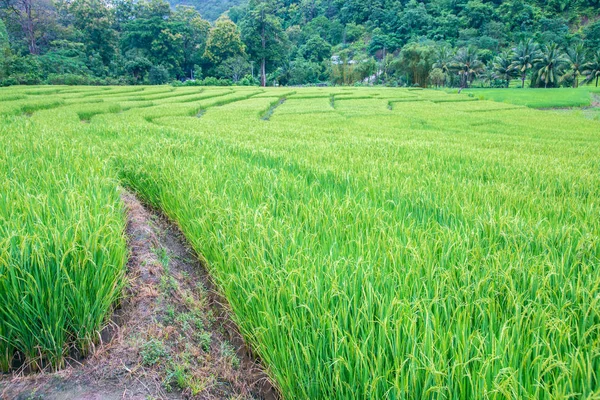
left=240, top=0, right=288, bottom=86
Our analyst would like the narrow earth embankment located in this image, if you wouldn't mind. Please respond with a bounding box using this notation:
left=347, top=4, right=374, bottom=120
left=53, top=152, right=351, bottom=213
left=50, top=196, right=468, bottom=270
left=1, top=191, right=277, bottom=400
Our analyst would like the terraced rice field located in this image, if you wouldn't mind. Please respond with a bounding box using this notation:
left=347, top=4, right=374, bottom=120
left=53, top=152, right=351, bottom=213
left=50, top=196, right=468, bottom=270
left=1, top=86, right=599, bottom=398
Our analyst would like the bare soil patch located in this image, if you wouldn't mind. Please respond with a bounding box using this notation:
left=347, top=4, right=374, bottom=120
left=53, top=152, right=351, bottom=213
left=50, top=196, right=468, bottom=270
left=1, top=191, right=278, bottom=400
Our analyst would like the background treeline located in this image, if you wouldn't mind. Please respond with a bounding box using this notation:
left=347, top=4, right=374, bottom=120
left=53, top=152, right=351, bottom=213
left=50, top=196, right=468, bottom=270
left=0, top=0, right=599, bottom=87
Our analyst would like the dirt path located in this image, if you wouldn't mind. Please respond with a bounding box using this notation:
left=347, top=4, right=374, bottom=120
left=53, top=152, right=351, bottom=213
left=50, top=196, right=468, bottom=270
left=1, top=191, right=278, bottom=400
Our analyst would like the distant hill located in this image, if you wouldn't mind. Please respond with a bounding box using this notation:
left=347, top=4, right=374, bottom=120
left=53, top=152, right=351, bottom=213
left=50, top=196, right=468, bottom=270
left=168, top=0, right=244, bottom=21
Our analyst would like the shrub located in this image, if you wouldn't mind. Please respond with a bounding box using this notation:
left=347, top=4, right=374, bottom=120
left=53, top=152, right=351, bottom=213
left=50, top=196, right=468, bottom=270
left=46, top=74, right=90, bottom=85
left=148, top=65, right=170, bottom=85
left=237, top=74, right=259, bottom=86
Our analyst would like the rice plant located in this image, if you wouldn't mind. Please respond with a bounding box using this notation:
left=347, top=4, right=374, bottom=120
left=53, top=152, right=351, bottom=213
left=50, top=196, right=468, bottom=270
left=1, top=86, right=599, bottom=399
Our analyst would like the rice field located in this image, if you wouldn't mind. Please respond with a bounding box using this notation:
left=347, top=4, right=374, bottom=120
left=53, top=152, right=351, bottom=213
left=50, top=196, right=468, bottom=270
left=463, top=87, right=600, bottom=108
left=1, top=85, right=599, bottom=398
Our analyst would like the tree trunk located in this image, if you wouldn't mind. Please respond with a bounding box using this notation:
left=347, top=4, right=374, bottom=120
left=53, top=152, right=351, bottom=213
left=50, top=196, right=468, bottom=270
left=522, top=73, right=525, bottom=88
left=7, top=0, right=38, bottom=54
left=260, top=9, right=266, bottom=87
left=24, top=0, right=37, bottom=55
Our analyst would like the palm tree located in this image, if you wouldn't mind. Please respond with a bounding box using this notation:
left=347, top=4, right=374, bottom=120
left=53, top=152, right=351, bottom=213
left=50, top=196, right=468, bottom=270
left=511, top=39, right=541, bottom=88
left=583, top=50, right=600, bottom=87
left=533, top=43, right=568, bottom=88
left=432, top=46, right=453, bottom=87
left=492, top=50, right=516, bottom=88
left=563, top=43, right=586, bottom=88
left=481, top=66, right=495, bottom=87
left=452, top=47, right=484, bottom=89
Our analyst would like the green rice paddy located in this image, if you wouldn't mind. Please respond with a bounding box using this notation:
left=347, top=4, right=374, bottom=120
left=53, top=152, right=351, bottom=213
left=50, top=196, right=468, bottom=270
left=1, top=85, right=599, bottom=398
left=463, top=86, right=600, bottom=108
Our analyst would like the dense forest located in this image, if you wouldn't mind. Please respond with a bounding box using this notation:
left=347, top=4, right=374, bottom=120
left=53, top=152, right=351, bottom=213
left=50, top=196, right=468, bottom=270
left=0, top=0, right=599, bottom=87
left=168, top=0, right=244, bottom=21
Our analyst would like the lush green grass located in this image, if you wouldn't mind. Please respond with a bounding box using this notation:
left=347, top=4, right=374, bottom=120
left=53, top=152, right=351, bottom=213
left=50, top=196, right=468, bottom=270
left=463, top=86, right=600, bottom=108
left=1, top=85, right=599, bottom=398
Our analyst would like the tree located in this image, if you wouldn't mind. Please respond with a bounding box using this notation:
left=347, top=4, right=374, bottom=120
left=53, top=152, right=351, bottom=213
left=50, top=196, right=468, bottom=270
left=480, top=66, right=496, bottom=87
left=536, top=17, right=569, bottom=48
left=1, top=0, right=56, bottom=55
left=368, top=28, right=399, bottom=58
left=0, top=18, right=9, bottom=79
left=429, top=68, right=445, bottom=87
left=583, top=20, right=600, bottom=53
left=460, top=0, right=494, bottom=30
left=240, top=0, right=288, bottom=87
left=330, top=49, right=353, bottom=85
left=563, top=43, right=586, bottom=88
left=582, top=50, right=600, bottom=87
left=283, top=56, right=323, bottom=85
left=153, top=29, right=184, bottom=77
left=396, top=0, right=433, bottom=43
left=398, top=42, right=435, bottom=87
left=67, top=0, right=117, bottom=65
left=120, top=0, right=185, bottom=77
left=148, top=64, right=169, bottom=84
left=354, top=56, right=377, bottom=84
left=298, top=0, right=325, bottom=23
left=216, top=55, right=250, bottom=82
left=432, top=45, right=453, bottom=87
left=511, top=39, right=540, bottom=88
left=497, top=0, right=539, bottom=32
left=178, top=0, right=244, bottom=22
left=171, top=6, right=210, bottom=80
left=343, top=22, right=364, bottom=43
left=300, top=35, right=331, bottom=63
left=124, top=49, right=152, bottom=82
left=452, top=46, right=483, bottom=89
left=492, top=50, right=516, bottom=88
left=532, top=43, right=567, bottom=88
left=203, top=16, right=245, bottom=66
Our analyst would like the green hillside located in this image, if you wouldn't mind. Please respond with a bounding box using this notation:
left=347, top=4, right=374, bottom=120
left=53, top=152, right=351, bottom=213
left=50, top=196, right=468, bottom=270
left=0, top=0, right=599, bottom=86
left=169, top=0, right=245, bottom=21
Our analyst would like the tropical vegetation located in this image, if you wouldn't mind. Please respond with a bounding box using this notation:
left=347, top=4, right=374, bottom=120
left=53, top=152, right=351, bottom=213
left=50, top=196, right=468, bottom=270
left=1, top=0, right=600, bottom=87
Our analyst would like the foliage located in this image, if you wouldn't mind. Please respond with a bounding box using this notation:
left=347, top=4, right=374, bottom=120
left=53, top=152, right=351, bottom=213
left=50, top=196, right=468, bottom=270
left=531, top=43, right=568, bottom=88
left=167, top=0, right=244, bottom=22
left=239, top=0, right=288, bottom=86
left=492, top=50, right=517, bottom=88
left=149, top=65, right=171, bottom=84
left=511, top=39, right=541, bottom=88
left=0, top=19, right=9, bottom=80
left=215, top=55, right=250, bottom=82
left=1, top=0, right=600, bottom=86
left=203, top=16, right=246, bottom=66
left=452, top=46, right=484, bottom=88
left=429, top=67, right=445, bottom=87
left=583, top=50, right=600, bottom=87
left=563, top=43, right=587, bottom=88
